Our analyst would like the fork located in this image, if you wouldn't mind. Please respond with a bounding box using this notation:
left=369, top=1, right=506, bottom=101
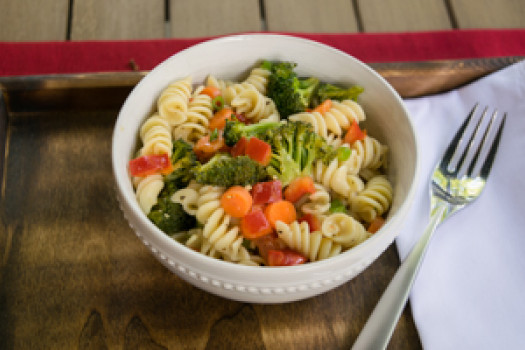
left=352, top=104, right=506, bottom=350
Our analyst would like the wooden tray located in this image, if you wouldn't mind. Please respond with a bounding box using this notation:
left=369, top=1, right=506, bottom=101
left=0, top=56, right=521, bottom=350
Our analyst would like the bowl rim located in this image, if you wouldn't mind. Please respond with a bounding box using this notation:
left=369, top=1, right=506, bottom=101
left=112, top=32, right=421, bottom=278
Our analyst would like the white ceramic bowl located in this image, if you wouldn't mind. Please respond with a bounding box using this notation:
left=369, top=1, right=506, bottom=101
left=112, top=33, right=419, bottom=303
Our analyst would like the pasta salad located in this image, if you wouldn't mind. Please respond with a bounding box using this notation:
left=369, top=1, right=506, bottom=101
left=128, top=60, right=393, bottom=267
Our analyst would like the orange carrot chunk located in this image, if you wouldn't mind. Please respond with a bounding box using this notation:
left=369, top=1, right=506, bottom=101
left=264, top=200, right=297, bottom=229
left=209, top=108, right=234, bottom=130
left=200, top=86, right=222, bottom=99
left=367, top=216, right=386, bottom=233
left=312, top=99, right=332, bottom=114
left=220, top=186, right=253, bottom=218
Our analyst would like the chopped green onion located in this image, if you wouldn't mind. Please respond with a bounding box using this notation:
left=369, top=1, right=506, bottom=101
left=337, top=147, right=351, bottom=161
left=329, top=199, right=347, bottom=214
left=209, top=128, right=219, bottom=141
left=212, top=96, right=225, bottom=111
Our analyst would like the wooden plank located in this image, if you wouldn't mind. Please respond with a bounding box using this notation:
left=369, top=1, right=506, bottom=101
left=169, top=0, right=262, bottom=38
left=0, top=0, right=69, bottom=41
left=358, top=0, right=452, bottom=32
left=450, top=0, right=525, bottom=28
left=71, top=0, right=165, bottom=40
left=264, top=0, right=358, bottom=33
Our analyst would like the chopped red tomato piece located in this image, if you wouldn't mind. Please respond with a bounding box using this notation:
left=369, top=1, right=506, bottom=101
left=284, top=176, right=316, bottom=203
left=267, top=249, right=307, bottom=266
left=252, top=234, right=287, bottom=261
left=298, top=213, right=321, bottom=232
left=129, top=153, right=173, bottom=177
left=251, top=180, right=282, bottom=205
left=230, top=137, right=248, bottom=157
left=240, top=209, right=273, bottom=239
left=245, top=137, right=272, bottom=166
left=344, top=122, right=366, bottom=144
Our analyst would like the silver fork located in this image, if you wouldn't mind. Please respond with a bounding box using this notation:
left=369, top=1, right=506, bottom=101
left=352, top=104, right=506, bottom=350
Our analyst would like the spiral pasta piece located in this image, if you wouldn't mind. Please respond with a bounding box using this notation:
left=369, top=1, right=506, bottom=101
left=244, top=67, right=271, bottom=94
left=135, top=174, right=164, bottom=214
left=171, top=181, right=202, bottom=216
left=330, top=99, right=366, bottom=125
left=193, top=185, right=250, bottom=262
left=157, top=76, right=192, bottom=127
left=312, top=159, right=351, bottom=198
left=276, top=221, right=342, bottom=262
left=351, top=175, right=393, bottom=223
left=351, top=135, right=388, bottom=171
left=139, top=113, right=172, bottom=156
left=301, top=184, right=331, bottom=217
left=321, top=213, right=369, bottom=248
left=230, top=87, right=280, bottom=122
left=172, top=88, right=214, bottom=144
left=205, top=75, right=233, bottom=91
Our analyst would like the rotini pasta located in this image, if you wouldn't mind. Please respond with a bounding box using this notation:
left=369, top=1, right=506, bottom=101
left=139, top=113, right=172, bottom=156
left=230, top=87, right=280, bottom=122
left=135, top=174, right=164, bottom=214
left=351, top=175, right=393, bottom=223
left=172, top=87, right=214, bottom=144
left=157, top=76, right=192, bottom=127
left=321, top=213, right=369, bottom=248
left=275, top=221, right=342, bottom=262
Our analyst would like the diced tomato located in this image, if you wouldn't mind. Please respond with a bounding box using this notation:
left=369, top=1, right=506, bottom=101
left=283, top=176, right=316, bottom=203
left=367, top=216, right=386, bottom=233
left=245, top=137, right=272, bottom=166
left=344, top=122, right=366, bottom=144
left=240, top=210, right=273, bottom=239
left=298, top=213, right=321, bottom=232
left=267, top=249, right=307, bottom=266
left=230, top=137, right=248, bottom=157
left=253, top=234, right=287, bottom=261
left=200, top=86, right=222, bottom=99
left=129, top=153, right=173, bottom=177
left=251, top=180, right=282, bottom=205
left=194, top=133, right=226, bottom=161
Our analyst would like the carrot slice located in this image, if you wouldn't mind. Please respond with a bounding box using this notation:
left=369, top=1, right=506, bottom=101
left=209, top=108, right=234, bottom=130
left=264, top=200, right=297, bottom=229
left=367, top=216, right=385, bottom=233
left=312, top=99, right=332, bottom=114
left=200, top=86, right=222, bottom=99
left=220, top=186, right=253, bottom=218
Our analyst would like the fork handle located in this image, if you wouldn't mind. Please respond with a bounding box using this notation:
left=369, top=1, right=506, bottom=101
left=352, top=205, right=446, bottom=350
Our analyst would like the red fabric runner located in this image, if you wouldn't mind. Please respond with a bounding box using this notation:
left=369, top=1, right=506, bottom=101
left=1, top=30, right=524, bottom=76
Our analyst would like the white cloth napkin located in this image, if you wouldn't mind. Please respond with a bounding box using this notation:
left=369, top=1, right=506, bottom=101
left=396, top=60, right=525, bottom=350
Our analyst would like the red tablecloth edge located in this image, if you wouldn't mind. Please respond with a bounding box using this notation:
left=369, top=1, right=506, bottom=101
left=1, top=29, right=525, bottom=76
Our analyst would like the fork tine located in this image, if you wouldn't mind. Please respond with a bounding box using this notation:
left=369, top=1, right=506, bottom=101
left=441, top=103, right=479, bottom=174
left=476, top=112, right=506, bottom=179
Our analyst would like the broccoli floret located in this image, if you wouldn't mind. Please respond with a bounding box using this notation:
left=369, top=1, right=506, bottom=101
left=264, top=60, right=320, bottom=119
left=193, top=154, right=269, bottom=187
left=159, top=139, right=198, bottom=198
left=148, top=197, right=196, bottom=235
left=312, top=82, right=364, bottom=106
left=265, top=121, right=336, bottom=186
left=223, top=119, right=280, bottom=147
